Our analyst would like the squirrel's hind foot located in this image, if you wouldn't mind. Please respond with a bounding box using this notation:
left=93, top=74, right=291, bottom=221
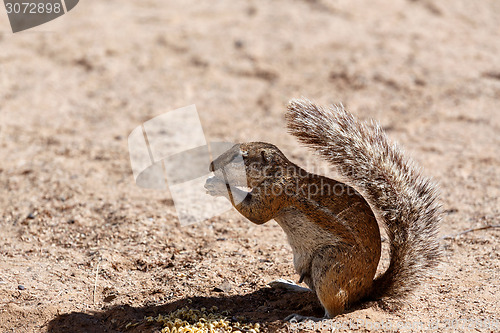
left=267, top=278, right=311, bottom=293
left=285, top=313, right=326, bottom=322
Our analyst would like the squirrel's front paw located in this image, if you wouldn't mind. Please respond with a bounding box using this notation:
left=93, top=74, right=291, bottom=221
left=204, top=176, right=229, bottom=197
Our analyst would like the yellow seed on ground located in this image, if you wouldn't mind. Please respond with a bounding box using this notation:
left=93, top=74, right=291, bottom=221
left=124, top=305, right=262, bottom=333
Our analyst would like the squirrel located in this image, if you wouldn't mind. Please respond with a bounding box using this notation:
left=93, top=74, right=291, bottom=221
left=204, top=99, right=441, bottom=320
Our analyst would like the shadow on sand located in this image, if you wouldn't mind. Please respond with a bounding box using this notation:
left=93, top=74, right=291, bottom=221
left=47, top=287, right=324, bottom=332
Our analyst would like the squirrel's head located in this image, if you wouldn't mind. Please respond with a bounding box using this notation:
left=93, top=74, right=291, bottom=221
left=209, top=142, right=289, bottom=189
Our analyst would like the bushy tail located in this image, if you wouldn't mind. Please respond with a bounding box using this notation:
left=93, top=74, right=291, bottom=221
left=286, top=99, right=441, bottom=302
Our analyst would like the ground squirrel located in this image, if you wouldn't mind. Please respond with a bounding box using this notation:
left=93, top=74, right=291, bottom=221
left=205, top=99, right=441, bottom=320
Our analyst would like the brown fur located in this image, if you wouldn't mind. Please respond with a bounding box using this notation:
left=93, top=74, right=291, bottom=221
left=205, top=99, right=441, bottom=317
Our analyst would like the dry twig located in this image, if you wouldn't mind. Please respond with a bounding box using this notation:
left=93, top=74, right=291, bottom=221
left=93, top=260, right=101, bottom=306
left=441, top=225, right=500, bottom=240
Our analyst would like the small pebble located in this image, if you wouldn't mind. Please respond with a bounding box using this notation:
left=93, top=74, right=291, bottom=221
left=18, top=285, right=25, bottom=290
left=213, top=280, right=232, bottom=293
left=234, top=39, right=244, bottom=49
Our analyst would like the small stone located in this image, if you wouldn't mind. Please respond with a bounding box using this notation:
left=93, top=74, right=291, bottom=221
left=18, top=285, right=25, bottom=290
left=214, top=280, right=232, bottom=293
left=103, top=294, right=117, bottom=303
left=234, top=39, right=244, bottom=49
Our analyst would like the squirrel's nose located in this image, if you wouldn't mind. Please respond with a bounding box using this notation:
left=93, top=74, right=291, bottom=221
left=209, top=161, right=215, bottom=172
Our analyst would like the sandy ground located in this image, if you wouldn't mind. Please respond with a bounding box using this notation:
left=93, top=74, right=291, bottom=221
left=1, top=0, right=499, bottom=332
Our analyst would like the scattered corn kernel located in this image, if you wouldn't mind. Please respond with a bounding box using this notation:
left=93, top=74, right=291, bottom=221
left=126, top=305, right=261, bottom=332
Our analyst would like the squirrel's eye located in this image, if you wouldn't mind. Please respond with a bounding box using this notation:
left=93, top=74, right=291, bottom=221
left=261, top=151, right=267, bottom=164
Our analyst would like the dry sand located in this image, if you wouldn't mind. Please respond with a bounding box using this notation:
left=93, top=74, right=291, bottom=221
left=0, top=0, right=499, bottom=332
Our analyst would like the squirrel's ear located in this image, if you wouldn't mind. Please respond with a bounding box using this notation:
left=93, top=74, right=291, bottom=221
left=261, top=151, right=268, bottom=164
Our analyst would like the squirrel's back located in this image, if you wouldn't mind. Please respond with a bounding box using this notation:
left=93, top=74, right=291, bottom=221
left=286, top=99, right=441, bottom=302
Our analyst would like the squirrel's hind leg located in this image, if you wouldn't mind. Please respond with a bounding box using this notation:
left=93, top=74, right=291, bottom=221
left=310, top=246, right=374, bottom=318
